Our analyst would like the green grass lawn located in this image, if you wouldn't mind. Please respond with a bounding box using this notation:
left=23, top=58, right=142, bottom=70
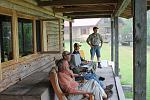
left=64, top=41, right=150, bottom=99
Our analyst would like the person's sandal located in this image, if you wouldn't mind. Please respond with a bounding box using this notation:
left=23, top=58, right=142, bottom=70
left=105, top=89, right=113, bottom=98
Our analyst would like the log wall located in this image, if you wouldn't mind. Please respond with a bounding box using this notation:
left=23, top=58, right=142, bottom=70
left=0, top=54, right=62, bottom=92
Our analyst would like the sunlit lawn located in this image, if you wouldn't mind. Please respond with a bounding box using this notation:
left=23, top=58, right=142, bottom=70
left=64, top=41, right=150, bottom=99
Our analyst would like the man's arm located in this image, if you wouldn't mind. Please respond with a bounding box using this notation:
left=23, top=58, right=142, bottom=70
left=86, top=36, right=91, bottom=45
left=86, top=35, right=93, bottom=47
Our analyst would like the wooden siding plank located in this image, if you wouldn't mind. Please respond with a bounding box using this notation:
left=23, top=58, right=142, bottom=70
left=0, top=6, right=13, bottom=16
left=0, top=0, right=54, bottom=19
left=132, top=0, right=147, bottom=100
left=7, top=0, right=52, bottom=15
left=7, top=0, right=68, bottom=20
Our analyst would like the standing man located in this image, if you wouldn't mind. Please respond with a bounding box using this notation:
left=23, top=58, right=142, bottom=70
left=86, top=27, right=103, bottom=68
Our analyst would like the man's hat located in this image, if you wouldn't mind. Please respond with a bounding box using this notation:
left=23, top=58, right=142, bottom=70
left=74, top=43, right=81, bottom=48
left=62, top=51, right=71, bottom=56
left=93, top=27, right=99, bottom=30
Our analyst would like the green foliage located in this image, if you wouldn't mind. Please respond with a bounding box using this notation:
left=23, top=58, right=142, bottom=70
left=124, top=91, right=133, bottom=98
left=119, top=18, right=133, bottom=35
left=147, top=11, right=150, bottom=45
left=119, top=10, right=150, bottom=45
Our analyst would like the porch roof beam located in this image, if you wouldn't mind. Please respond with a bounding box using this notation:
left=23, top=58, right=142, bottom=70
left=72, top=15, right=111, bottom=19
left=63, top=11, right=113, bottom=16
left=54, top=6, right=115, bottom=13
left=38, top=0, right=117, bottom=6
left=115, top=0, right=131, bottom=16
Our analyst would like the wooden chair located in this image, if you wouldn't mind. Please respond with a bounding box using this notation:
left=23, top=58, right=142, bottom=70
left=49, top=67, right=94, bottom=100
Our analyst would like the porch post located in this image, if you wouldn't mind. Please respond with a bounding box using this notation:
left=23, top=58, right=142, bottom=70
left=12, top=10, right=19, bottom=60
left=132, top=0, right=147, bottom=99
left=33, top=19, right=37, bottom=54
left=111, top=18, right=114, bottom=61
left=0, top=40, right=2, bottom=80
left=114, top=17, right=119, bottom=76
left=69, top=21, right=73, bottom=53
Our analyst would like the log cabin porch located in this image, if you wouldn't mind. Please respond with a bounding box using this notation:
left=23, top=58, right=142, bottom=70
left=0, top=0, right=148, bottom=100
left=0, top=60, right=124, bottom=100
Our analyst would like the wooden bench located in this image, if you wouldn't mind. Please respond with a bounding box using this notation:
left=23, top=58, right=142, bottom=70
left=49, top=67, right=94, bottom=100
left=0, top=71, right=55, bottom=100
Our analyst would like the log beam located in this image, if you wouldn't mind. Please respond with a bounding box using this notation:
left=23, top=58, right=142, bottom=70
left=64, top=11, right=113, bottom=16
left=38, top=0, right=117, bottom=6
left=54, top=6, right=115, bottom=13
left=72, top=15, right=111, bottom=19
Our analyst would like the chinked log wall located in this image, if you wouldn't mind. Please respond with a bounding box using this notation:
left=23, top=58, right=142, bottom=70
left=0, top=0, right=65, bottom=93
left=0, top=54, right=61, bottom=92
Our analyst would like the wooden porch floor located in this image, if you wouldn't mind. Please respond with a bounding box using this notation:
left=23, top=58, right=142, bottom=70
left=0, top=59, right=124, bottom=100
left=95, top=61, right=119, bottom=100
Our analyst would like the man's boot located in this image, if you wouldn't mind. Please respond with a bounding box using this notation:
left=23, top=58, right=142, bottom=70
left=98, top=62, right=102, bottom=68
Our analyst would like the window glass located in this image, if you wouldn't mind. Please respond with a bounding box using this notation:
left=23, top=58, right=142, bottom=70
left=18, top=18, right=33, bottom=57
left=0, top=15, right=13, bottom=62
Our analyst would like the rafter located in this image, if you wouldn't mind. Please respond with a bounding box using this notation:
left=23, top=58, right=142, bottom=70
left=115, top=0, right=131, bottom=16
left=147, top=1, right=150, bottom=5
left=64, top=11, right=113, bottom=16
left=71, top=15, right=111, bottom=19
left=38, top=0, right=117, bottom=6
left=54, top=6, right=115, bottom=13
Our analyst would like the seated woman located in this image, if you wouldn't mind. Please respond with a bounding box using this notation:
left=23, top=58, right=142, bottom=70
left=56, top=59, right=107, bottom=100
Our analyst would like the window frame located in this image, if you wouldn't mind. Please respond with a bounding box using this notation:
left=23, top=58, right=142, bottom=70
left=41, top=19, right=61, bottom=54
left=0, top=7, right=39, bottom=65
